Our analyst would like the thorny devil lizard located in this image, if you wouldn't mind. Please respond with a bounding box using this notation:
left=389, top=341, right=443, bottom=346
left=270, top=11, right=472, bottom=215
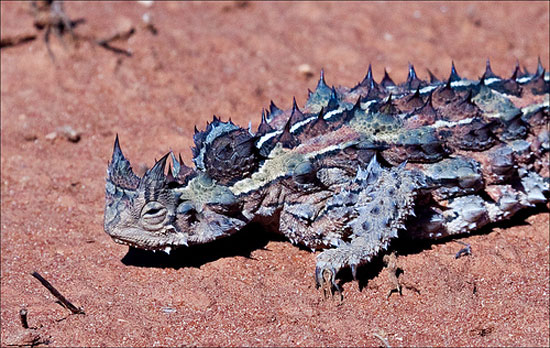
left=104, top=60, right=550, bottom=296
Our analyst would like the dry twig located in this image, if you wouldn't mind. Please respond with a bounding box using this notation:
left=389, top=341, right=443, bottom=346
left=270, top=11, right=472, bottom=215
left=31, top=272, right=84, bottom=315
left=0, top=34, right=37, bottom=49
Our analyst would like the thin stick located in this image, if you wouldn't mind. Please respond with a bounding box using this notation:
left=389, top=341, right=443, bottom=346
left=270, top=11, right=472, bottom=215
left=95, top=27, right=135, bottom=57
left=31, top=272, right=84, bottom=315
left=96, top=42, right=132, bottom=57
left=71, top=29, right=134, bottom=57
left=96, top=27, right=135, bottom=45
left=0, top=34, right=37, bottom=49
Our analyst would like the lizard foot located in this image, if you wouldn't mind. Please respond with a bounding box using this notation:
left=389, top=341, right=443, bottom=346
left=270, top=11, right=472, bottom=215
left=315, top=266, right=342, bottom=301
left=383, top=252, right=402, bottom=298
left=315, top=248, right=351, bottom=301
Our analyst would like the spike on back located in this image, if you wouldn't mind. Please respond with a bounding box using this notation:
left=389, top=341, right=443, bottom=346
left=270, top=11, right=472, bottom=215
left=404, top=63, right=426, bottom=90
left=510, top=61, right=520, bottom=80
left=166, top=163, right=176, bottom=183
left=380, top=69, right=396, bottom=88
left=303, top=107, right=329, bottom=138
left=177, top=154, right=195, bottom=184
left=365, top=64, right=376, bottom=89
left=407, top=63, right=418, bottom=82
left=378, top=93, right=400, bottom=115
left=318, top=69, right=328, bottom=89
left=289, top=97, right=305, bottom=123
left=407, top=86, right=422, bottom=102
left=107, top=135, right=141, bottom=190
left=327, top=86, right=339, bottom=110
left=434, top=75, right=456, bottom=101
left=292, top=97, right=299, bottom=112
left=269, top=100, right=282, bottom=117
left=306, top=69, right=334, bottom=111
left=404, top=87, right=424, bottom=109
left=427, top=69, right=440, bottom=83
left=317, top=106, right=326, bottom=121
left=536, top=57, right=544, bottom=76
left=279, top=112, right=298, bottom=148
left=140, top=152, right=169, bottom=189
left=449, top=61, right=461, bottom=82
left=313, top=69, right=331, bottom=96
left=170, top=151, right=179, bottom=174
left=167, top=152, right=194, bottom=184
left=257, top=108, right=273, bottom=134
left=355, top=64, right=378, bottom=91
left=415, top=91, right=437, bottom=117
left=484, top=59, right=499, bottom=79
left=460, top=89, right=476, bottom=106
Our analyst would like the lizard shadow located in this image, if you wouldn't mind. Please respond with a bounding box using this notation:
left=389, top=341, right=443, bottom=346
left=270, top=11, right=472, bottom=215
left=341, top=205, right=549, bottom=292
left=121, top=205, right=547, bottom=289
left=392, top=204, right=546, bottom=256
left=121, top=222, right=286, bottom=269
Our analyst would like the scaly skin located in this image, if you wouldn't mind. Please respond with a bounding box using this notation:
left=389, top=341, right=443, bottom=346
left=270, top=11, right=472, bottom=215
left=104, top=60, right=549, bottom=295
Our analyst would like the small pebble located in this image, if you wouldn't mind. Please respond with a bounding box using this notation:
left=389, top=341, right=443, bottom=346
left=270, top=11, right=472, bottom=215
left=23, top=133, right=38, bottom=142
left=57, top=125, right=81, bottom=143
left=298, top=64, right=314, bottom=79
left=162, top=307, right=176, bottom=314
left=45, top=132, right=58, bottom=141
left=45, top=126, right=82, bottom=143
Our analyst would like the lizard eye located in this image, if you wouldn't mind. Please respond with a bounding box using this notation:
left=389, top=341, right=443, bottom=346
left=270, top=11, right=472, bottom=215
left=141, top=201, right=167, bottom=228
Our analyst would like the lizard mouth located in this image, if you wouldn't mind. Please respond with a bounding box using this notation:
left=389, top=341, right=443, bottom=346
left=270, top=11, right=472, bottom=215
left=111, top=237, right=176, bottom=253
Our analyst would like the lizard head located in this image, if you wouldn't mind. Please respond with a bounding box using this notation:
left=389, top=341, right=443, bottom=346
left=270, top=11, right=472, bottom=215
left=103, top=135, right=248, bottom=252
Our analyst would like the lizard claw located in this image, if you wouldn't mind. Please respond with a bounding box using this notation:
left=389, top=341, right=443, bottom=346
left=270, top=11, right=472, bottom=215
left=315, top=264, right=342, bottom=300
left=383, top=252, right=402, bottom=298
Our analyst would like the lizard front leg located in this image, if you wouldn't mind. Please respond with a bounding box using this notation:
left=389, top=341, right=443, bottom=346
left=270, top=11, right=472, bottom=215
left=315, top=236, right=385, bottom=298
left=314, top=156, right=425, bottom=297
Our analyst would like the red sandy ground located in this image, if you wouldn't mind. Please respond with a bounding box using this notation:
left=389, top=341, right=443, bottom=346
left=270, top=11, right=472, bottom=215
left=1, top=1, right=549, bottom=347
